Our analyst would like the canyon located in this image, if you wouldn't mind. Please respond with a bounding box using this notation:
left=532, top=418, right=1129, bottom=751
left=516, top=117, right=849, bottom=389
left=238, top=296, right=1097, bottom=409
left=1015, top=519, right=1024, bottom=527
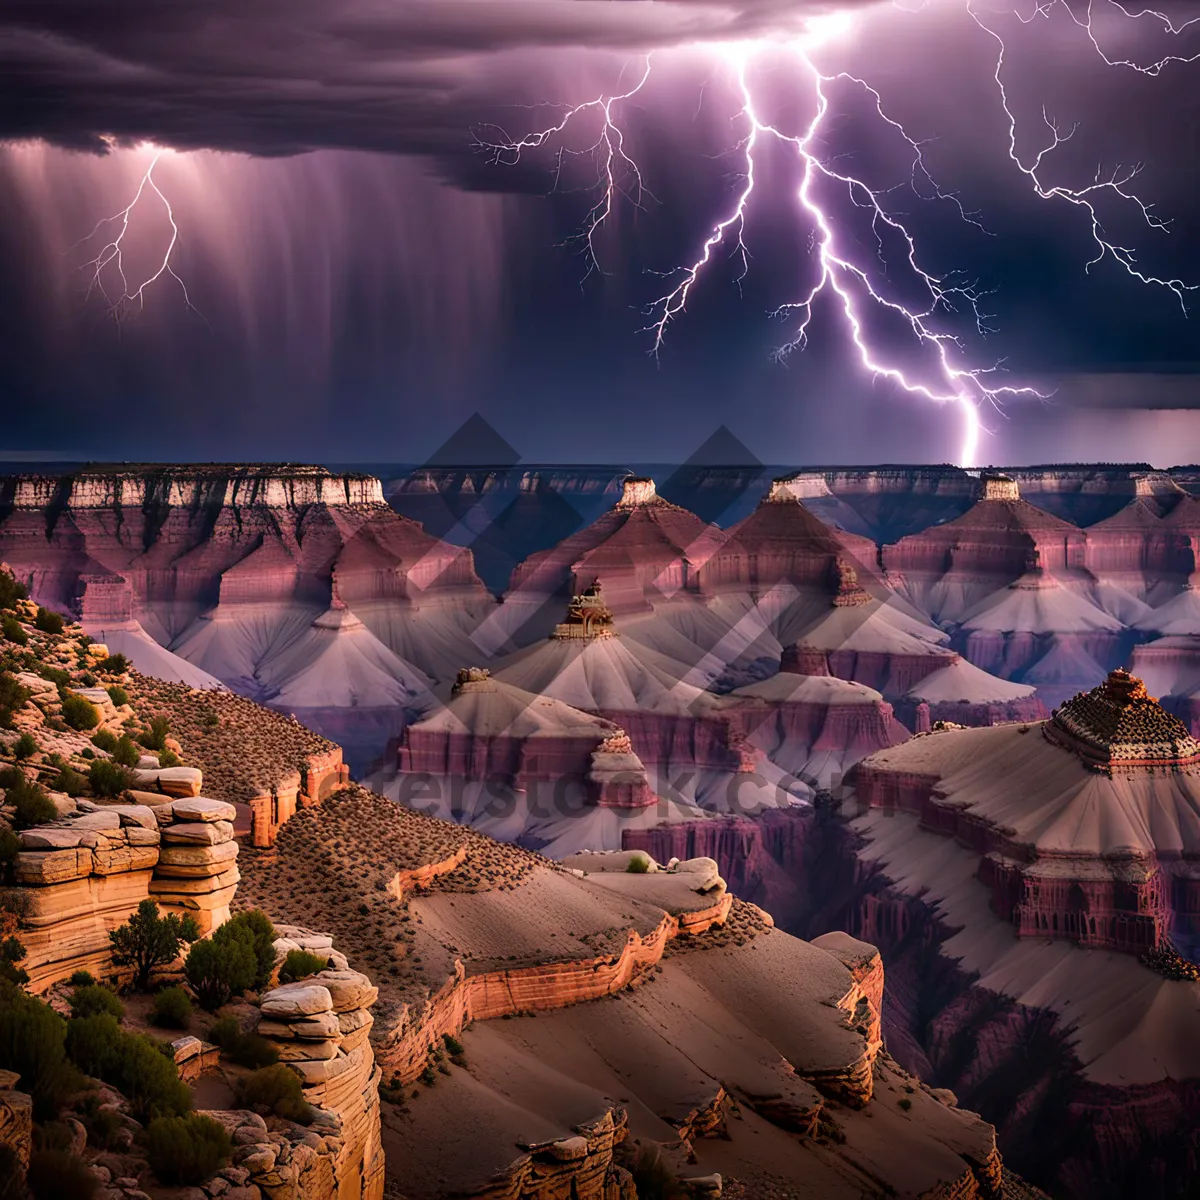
left=4, top=460, right=1200, bottom=1197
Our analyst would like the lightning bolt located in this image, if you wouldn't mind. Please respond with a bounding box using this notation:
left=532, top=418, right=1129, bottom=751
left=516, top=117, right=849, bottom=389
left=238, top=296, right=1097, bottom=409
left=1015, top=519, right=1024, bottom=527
left=473, top=60, right=655, bottom=282
left=79, top=148, right=203, bottom=321
left=478, top=3, right=1198, bottom=469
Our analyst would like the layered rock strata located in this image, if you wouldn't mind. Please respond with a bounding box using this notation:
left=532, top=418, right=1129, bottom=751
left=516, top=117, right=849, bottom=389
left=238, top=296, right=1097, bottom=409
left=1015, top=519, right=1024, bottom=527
left=14, top=793, right=239, bottom=990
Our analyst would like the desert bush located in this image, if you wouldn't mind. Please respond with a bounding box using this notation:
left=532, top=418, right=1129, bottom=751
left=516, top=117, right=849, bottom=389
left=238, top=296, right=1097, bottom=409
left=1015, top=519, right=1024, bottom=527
left=208, top=1015, right=279, bottom=1068
left=150, top=985, right=192, bottom=1030
left=33, top=609, right=63, bottom=636
left=0, top=982, right=81, bottom=1120
left=185, top=938, right=256, bottom=1010
left=157, top=748, right=180, bottom=768
left=68, top=970, right=95, bottom=987
left=442, top=1033, right=464, bottom=1056
left=237, top=1063, right=312, bottom=1123
left=60, top=692, right=100, bottom=732
left=88, top=759, right=134, bottom=799
left=4, top=773, right=56, bottom=830
left=0, top=829, right=19, bottom=867
left=146, top=1113, right=232, bottom=1185
left=0, top=937, right=27, bottom=988
left=1, top=616, right=27, bottom=647
left=49, top=766, right=87, bottom=797
left=66, top=1012, right=191, bottom=1122
left=0, top=572, right=27, bottom=612
left=110, top=900, right=200, bottom=991
left=25, top=1150, right=98, bottom=1200
left=12, top=733, right=36, bottom=760
left=112, top=735, right=141, bottom=767
left=90, top=729, right=117, bottom=753
left=278, top=949, right=328, bottom=983
left=139, top=715, right=170, bottom=751
left=0, top=673, right=30, bottom=728
left=626, top=851, right=652, bottom=874
left=201, top=708, right=220, bottom=727
left=216, top=910, right=277, bottom=990
left=105, top=685, right=129, bottom=707
left=69, top=984, right=124, bottom=1022
left=95, top=654, right=129, bottom=675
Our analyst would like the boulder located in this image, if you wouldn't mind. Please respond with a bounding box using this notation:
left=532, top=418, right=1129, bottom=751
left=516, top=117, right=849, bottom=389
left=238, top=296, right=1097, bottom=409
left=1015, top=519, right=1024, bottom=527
left=315, top=970, right=378, bottom=1013
left=260, top=983, right=334, bottom=1018
left=19, top=827, right=89, bottom=850
left=162, top=821, right=234, bottom=846
left=72, top=810, right=122, bottom=831
left=259, top=1011, right=341, bottom=1040
left=276, top=1039, right=340, bottom=1062
left=125, top=826, right=162, bottom=847
left=109, top=805, right=159, bottom=831
left=169, top=796, right=237, bottom=823
left=157, top=841, right=239, bottom=869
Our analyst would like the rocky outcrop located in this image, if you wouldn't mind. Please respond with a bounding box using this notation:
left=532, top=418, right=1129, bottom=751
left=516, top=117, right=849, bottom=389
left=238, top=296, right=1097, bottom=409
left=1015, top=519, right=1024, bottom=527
left=15, top=794, right=240, bottom=990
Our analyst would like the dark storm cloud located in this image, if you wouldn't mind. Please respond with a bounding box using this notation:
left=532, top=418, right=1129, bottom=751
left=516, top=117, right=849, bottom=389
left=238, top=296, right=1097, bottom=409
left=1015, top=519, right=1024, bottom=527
left=0, top=0, right=878, bottom=156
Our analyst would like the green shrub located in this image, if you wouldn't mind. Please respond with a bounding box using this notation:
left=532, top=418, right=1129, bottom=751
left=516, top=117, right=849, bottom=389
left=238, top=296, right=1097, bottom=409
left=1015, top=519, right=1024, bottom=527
left=60, top=692, right=99, bottom=732
left=110, top=900, right=200, bottom=991
left=64, top=1012, right=122, bottom=1077
left=442, top=1033, right=464, bottom=1056
left=0, top=828, right=19, bottom=867
left=12, top=733, right=36, bottom=760
left=49, top=766, right=86, bottom=797
left=6, top=775, right=56, bottom=830
left=69, top=984, right=124, bottom=1022
left=112, top=736, right=141, bottom=768
left=88, top=759, right=134, bottom=799
left=25, top=1149, right=98, bottom=1200
left=0, top=982, right=81, bottom=1120
left=39, top=668, right=70, bottom=689
left=215, top=910, right=276, bottom=990
left=105, top=685, right=129, bottom=708
left=0, top=673, right=30, bottom=729
left=626, top=851, right=652, bottom=874
left=1, top=616, right=27, bottom=647
left=146, top=1113, right=232, bottom=1185
left=237, top=1063, right=311, bottom=1123
left=110, top=1033, right=192, bottom=1122
left=157, top=748, right=180, bottom=768
left=150, top=986, right=192, bottom=1030
left=0, top=572, right=27, bottom=612
left=278, top=949, right=328, bottom=983
left=0, top=937, right=28, bottom=988
left=68, top=970, right=95, bottom=988
left=33, top=609, right=63, bottom=636
left=208, top=1016, right=278, bottom=1068
left=139, top=715, right=170, bottom=751
left=65, top=1012, right=191, bottom=1122
left=184, top=938, right=256, bottom=1011
left=202, top=709, right=220, bottom=728
left=96, top=654, right=129, bottom=676
left=90, top=729, right=117, bottom=753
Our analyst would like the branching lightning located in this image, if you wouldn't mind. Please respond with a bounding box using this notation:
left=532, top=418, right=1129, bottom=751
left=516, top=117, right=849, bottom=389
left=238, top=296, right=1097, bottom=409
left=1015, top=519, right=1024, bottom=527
left=478, top=1, right=1200, bottom=468
left=79, top=148, right=203, bottom=321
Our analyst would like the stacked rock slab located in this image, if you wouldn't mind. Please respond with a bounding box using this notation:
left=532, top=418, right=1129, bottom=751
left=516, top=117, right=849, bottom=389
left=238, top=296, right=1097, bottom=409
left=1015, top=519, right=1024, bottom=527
left=13, top=795, right=239, bottom=991
left=257, top=931, right=383, bottom=1200
left=148, top=796, right=241, bottom=934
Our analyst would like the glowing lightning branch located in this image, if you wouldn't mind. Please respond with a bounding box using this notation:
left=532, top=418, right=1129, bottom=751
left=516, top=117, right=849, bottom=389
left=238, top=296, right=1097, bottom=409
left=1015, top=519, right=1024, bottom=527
left=478, top=2, right=1197, bottom=467
left=473, top=60, right=655, bottom=280
left=79, top=149, right=203, bottom=320
left=971, top=3, right=1197, bottom=311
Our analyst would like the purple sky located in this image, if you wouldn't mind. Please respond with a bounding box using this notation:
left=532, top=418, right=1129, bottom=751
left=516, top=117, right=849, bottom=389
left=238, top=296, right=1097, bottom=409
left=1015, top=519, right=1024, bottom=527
left=1, top=0, right=1199, bottom=466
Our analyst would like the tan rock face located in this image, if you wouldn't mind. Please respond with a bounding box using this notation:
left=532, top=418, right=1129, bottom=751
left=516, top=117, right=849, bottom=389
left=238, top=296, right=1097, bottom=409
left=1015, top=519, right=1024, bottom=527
left=169, top=795, right=238, bottom=823
left=261, top=983, right=335, bottom=1018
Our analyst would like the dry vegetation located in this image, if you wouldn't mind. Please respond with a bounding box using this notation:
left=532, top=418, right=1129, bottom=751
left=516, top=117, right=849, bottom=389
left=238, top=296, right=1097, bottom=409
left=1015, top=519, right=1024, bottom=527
left=125, top=676, right=336, bottom=801
left=234, top=784, right=549, bottom=1030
